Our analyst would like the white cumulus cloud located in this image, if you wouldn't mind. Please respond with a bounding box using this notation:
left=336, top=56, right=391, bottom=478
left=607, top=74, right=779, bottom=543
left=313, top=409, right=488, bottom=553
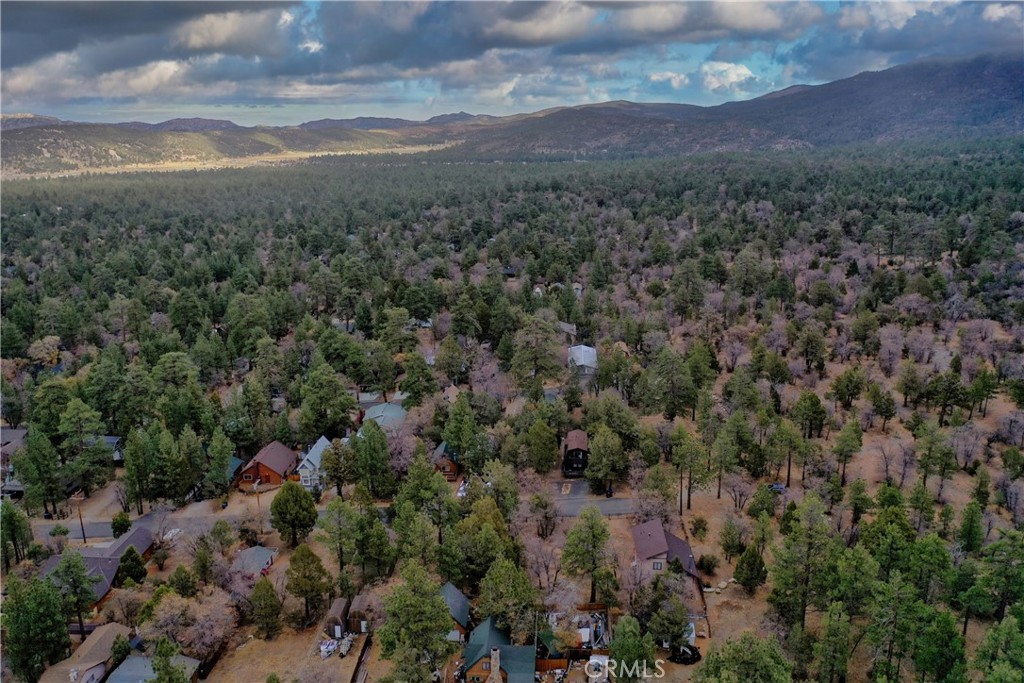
left=648, top=71, right=690, bottom=89
left=700, top=60, right=757, bottom=93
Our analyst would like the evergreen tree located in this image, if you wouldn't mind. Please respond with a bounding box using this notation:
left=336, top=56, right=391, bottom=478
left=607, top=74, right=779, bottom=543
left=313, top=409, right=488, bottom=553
left=3, top=577, right=71, bottom=683
left=734, top=545, right=767, bottom=594
left=202, top=427, right=235, bottom=498
left=150, top=637, right=190, bottom=683
left=117, top=546, right=148, bottom=585
left=270, top=481, right=318, bottom=547
left=168, top=565, right=198, bottom=598
left=608, top=616, right=656, bottom=683
left=832, top=419, right=862, bottom=485
left=378, top=562, right=456, bottom=667
left=297, top=362, right=355, bottom=442
left=478, top=558, right=538, bottom=644
left=814, top=602, right=851, bottom=683
left=285, top=543, right=332, bottom=624
left=52, top=550, right=101, bottom=641
left=585, top=424, right=625, bottom=492
left=13, top=431, right=63, bottom=516
left=251, top=577, right=283, bottom=639
left=398, top=352, right=438, bottom=409
left=671, top=425, right=710, bottom=512
left=695, top=632, right=792, bottom=683
left=354, top=420, right=396, bottom=498
left=525, top=418, right=559, bottom=474
left=913, top=607, right=966, bottom=683
left=393, top=501, right=439, bottom=567
left=867, top=570, right=920, bottom=681
left=563, top=505, right=611, bottom=604
left=957, top=500, right=984, bottom=553
left=315, top=497, right=359, bottom=573
left=1, top=498, right=35, bottom=571
left=121, top=428, right=151, bottom=514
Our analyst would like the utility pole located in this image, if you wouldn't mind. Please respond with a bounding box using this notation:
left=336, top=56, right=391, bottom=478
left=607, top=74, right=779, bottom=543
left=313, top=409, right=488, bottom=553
left=74, top=493, right=87, bottom=543
left=253, top=479, right=263, bottom=535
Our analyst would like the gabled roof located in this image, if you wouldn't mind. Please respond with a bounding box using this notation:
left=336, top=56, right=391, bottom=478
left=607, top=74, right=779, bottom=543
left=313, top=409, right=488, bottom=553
left=107, top=653, right=200, bottom=683
left=631, top=520, right=700, bottom=579
left=563, top=430, right=589, bottom=452
left=42, top=555, right=120, bottom=603
left=227, top=455, right=244, bottom=480
left=80, top=527, right=153, bottom=559
left=432, top=441, right=457, bottom=463
left=441, top=582, right=470, bottom=628
left=40, top=622, right=131, bottom=683
left=363, top=403, right=407, bottom=429
left=298, top=436, right=331, bottom=471
left=233, top=546, right=277, bottom=576
left=240, top=441, right=296, bottom=477
left=568, top=345, right=598, bottom=369
left=464, top=618, right=535, bottom=683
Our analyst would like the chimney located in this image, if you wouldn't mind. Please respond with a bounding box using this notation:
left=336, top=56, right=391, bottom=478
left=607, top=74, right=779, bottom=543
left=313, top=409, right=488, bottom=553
left=485, top=647, right=503, bottom=683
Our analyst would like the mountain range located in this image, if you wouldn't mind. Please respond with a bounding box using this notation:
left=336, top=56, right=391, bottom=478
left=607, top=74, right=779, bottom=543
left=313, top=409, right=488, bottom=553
left=2, top=52, right=1020, bottom=176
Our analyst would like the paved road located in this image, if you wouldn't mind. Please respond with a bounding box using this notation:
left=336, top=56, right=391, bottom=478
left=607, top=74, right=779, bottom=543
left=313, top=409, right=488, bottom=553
left=33, top=519, right=116, bottom=541
left=552, top=480, right=635, bottom=516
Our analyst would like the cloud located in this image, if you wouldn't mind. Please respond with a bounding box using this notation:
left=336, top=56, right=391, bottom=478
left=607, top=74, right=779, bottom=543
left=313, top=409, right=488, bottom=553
left=648, top=71, right=690, bottom=89
left=700, top=61, right=761, bottom=93
left=983, top=3, right=1023, bottom=22
left=174, top=8, right=294, bottom=57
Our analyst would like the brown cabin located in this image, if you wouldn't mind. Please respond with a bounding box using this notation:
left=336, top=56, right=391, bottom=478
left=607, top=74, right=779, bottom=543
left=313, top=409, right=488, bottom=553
left=324, top=597, right=349, bottom=638
left=347, top=594, right=372, bottom=633
left=236, top=441, right=298, bottom=491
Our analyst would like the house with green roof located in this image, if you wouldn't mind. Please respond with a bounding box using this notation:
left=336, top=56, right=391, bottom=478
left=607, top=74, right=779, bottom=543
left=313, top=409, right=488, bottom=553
left=462, top=617, right=535, bottom=683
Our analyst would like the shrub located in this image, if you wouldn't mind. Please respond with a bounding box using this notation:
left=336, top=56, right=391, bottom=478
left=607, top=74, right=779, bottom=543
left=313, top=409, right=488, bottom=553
left=112, top=512, right=132, bottom=538
left=690, top=516, right=709, bottom=541
left=152, top=548, right=169, bottom=571
left=697, top=554, right=720, bottom=576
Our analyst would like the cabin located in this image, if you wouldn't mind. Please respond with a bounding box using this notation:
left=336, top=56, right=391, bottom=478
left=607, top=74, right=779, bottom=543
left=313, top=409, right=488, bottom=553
left=107, top=653, right=201, bottom=683
left=233, top=546, right=278, bottom=578
left=567, top=345, right=598, bottom=377
left=442, top=582, right=471, bottom=643
left=236, top=441, right=297, bottom=491
left=39, top=622, right=131, bottom=683
left=630, top=520, right=701, bottom=581
left=462, top=618, right=536, bottom=683
left=324, top=597, right=350, bottom=638
left=433, top=441, right=460, bottom=482
left=360, top=403, right=407, bottom=431
left=561, top=430, right=589, bottom=478
left=297, top=436, right=331, bottom=491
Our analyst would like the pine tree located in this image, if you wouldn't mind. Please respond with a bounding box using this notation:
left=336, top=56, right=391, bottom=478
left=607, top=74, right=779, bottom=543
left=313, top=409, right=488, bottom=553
left=671, top=425, right=710, bottom=512
left=117, top=546, right=148, bottom=585
left=270, top=481, right=318, bottom=547
left=695, top=632, right=792, bottom=683
left=168, top=565, right=198, bottom=598
left=378, top=562, right=456, bottom=667
left=315, top=497, right=359, bottom=573
left=525, top=418, right=559, bottom=474
left=832, top=419, right=862, bottom=485
left=814, top=602, right=851, bottom=683
left=3, top=577, right=71, bottom=683
left=52, top=550, right=101, bottom=641
left=354, top=420, right=396, bottom=498
left=585, top=424, right=625, bottom=492
left=563, top=505, right=610, bottom=604
left=734, top=545, right=767, bottom=594
left=957, top=500, right=984, bottom=553
left=202, top=427, right=235, bottom=498
left=609, top=616, right=656, bottom=683
left=399, top=352, right=438, bottom=409
left=251, top=577, right=283, bottom=639
left=478, top=558, right=538, bottom=644
left=286, top=544, right=332, bottom=625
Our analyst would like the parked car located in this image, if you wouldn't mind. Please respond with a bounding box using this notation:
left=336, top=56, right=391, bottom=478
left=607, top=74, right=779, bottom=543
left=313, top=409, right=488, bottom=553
left=669, top=644, right=702, bottom=665
left=768, top=483, right=786, bottom=494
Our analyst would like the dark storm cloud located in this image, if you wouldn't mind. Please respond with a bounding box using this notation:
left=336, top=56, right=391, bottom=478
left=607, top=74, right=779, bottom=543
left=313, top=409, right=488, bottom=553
left=0, top=2, right=293, bottom=68
left=780, top=2, right=1024, bottom=81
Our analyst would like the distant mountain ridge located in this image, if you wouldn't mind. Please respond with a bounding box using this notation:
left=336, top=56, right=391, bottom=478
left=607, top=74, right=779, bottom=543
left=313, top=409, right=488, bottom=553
left=2, top=52, right=1020, bottom=175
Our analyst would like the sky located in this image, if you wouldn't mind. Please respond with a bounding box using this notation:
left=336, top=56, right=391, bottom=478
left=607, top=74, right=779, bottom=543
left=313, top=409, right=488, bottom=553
left=1, top=1, right=1021, bottom=126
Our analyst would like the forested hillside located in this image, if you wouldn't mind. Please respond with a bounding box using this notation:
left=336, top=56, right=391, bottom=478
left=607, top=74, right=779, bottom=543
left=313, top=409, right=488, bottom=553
left=2, top=138, right=1023, bottom=683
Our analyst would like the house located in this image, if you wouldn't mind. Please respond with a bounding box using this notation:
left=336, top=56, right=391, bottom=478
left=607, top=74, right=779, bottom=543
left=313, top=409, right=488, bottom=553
left=297, top=436, right=331, bottom=491
left=43, top=528, right=154, bottom=607
left=462, top=618, right=536, bottom=683
left=107, top=653, right=201, bottom=683
left=233, top=546, right=278, bottom=578
left=39, top=622, right=131, bottom=683
left=433, top=441, right=460, bottom=482
left=225, top=455, right=244, bottom=483
left=567, top=345, right=598, bottom=377
left=441, top=582, right=471, bottom=642
left=324, top=597, right=350, bottom=638
left=361, top=403, right=407, bottom=430
left=347, top=594, right=374, bottom=633
left=349, top=390, right=384, bottom=409
left=561, top=430, right=590, bottom=478
left=630, top=520, right=701, bottom=580
left=235, top=441, right=297, bottom=491
left=442, top=385, right=461, bottom=404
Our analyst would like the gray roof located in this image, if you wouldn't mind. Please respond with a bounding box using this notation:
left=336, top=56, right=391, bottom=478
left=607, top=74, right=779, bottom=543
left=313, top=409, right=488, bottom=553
left=363, top=403, right=407, bottom=429
left=568, top=345, right=598, bottom=369
left=298, top=436, right=331, bottom=472
left=441, top=582, right=470, bottom=628
left=107, top=654, right=200, bottom=683
left=42, top=555, right=119, bottom=604
left=631, top=520, right=700, bottom=579
left=80, top=527, right=153, bottom=559
left=233, top=546, right=277, bottom=576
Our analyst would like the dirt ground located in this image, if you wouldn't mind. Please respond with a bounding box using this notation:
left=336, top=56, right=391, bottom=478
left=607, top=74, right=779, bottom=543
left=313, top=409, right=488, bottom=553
left=207, top=625, right=367, bottom=683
